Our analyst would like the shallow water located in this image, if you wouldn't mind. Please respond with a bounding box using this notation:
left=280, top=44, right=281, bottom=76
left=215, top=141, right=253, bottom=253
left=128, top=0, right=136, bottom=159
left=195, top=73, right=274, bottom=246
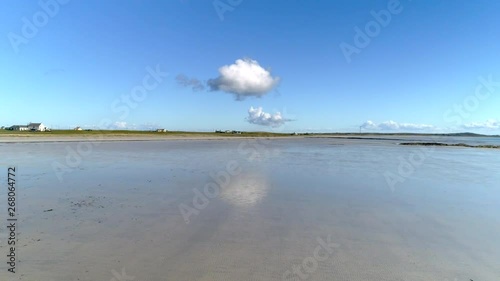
left=0, top=138, right=499, bottom=280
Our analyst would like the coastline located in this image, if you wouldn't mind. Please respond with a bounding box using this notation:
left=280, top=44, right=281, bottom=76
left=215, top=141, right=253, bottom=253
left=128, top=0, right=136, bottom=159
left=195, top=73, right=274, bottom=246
left=0, top=135, right=304, bottom=143
left=0, top=131, right=498, bottom=144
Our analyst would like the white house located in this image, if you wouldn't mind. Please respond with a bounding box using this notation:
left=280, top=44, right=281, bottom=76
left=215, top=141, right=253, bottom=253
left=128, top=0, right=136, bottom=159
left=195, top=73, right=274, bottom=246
left=27, top=123, right=47, bottom=131
left=9, top=125, right=29, bottom=131
left=74, top=126, right=83, bottom=131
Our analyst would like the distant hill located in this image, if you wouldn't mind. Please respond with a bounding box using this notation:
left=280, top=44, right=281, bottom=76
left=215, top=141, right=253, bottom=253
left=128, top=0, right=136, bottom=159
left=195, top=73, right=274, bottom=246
left=445, top=132, right=485, bottom=137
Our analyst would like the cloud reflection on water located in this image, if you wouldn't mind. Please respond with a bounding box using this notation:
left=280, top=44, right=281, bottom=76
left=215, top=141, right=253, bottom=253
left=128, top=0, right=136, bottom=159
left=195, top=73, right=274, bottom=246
left=220, top=172, right=269, bottom=208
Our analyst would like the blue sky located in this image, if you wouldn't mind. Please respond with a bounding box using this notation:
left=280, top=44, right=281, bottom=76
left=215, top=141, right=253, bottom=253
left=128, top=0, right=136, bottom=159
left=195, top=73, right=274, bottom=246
left=1, top=0, right=499, bottom=133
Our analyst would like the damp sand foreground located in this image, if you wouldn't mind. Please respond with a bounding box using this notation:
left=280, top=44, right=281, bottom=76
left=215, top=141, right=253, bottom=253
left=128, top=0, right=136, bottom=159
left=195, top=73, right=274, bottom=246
left=0, top=137, right=499, bottom=280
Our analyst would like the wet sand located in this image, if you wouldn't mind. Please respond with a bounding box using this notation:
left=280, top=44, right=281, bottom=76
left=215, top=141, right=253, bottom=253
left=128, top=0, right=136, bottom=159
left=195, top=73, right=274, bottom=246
left=1, top=138, right=499, bottom=280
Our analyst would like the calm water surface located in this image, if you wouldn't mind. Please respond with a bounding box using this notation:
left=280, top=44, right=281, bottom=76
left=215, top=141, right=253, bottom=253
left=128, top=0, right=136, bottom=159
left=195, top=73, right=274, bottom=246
left=0, top=138, right=499, bottom=280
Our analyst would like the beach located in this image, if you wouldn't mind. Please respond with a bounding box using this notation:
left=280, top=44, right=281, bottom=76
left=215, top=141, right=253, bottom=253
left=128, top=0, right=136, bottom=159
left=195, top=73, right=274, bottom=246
left=1, top=137, right=499, bottom=280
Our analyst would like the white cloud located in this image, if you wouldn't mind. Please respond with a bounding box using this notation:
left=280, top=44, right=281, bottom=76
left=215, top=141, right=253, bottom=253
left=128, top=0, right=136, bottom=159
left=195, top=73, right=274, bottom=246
left=105, top=122, right=160, bottom=130
left=208, top=58, right=280, bottom=100
left=463, top=119, right=500, bottom=129
left=360, top=120, right=377, bottom=130
left=175, top=74, right=205, bottom=91
left=246, top=106, right=292, bottom=127
left=379, top=120, right=401, bottom=130
left=360, top=120, right=435, bottom=131
left=113, top=121, right=128, bottom=129
left=135, top=123, right=161, bottom=131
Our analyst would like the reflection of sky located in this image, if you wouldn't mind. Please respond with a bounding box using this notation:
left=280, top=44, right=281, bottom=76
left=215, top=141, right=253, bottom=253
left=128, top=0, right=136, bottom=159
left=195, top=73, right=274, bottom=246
left=220, top=173, right=269, bottom=208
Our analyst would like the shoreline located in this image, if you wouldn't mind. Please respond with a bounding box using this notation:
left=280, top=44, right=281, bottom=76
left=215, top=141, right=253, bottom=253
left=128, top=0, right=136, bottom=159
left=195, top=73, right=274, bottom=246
left=0, top=133, right=498, bottom=144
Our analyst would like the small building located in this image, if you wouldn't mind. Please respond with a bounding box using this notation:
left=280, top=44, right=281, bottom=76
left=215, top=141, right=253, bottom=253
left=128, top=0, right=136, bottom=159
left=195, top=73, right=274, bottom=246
left=8, top=125, right=29, bottom=131
left=156, top=129, right=166, bottom=133
left=74, top=126, right=83, bottom=131
left=27, top=123, right=47, bottom=131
